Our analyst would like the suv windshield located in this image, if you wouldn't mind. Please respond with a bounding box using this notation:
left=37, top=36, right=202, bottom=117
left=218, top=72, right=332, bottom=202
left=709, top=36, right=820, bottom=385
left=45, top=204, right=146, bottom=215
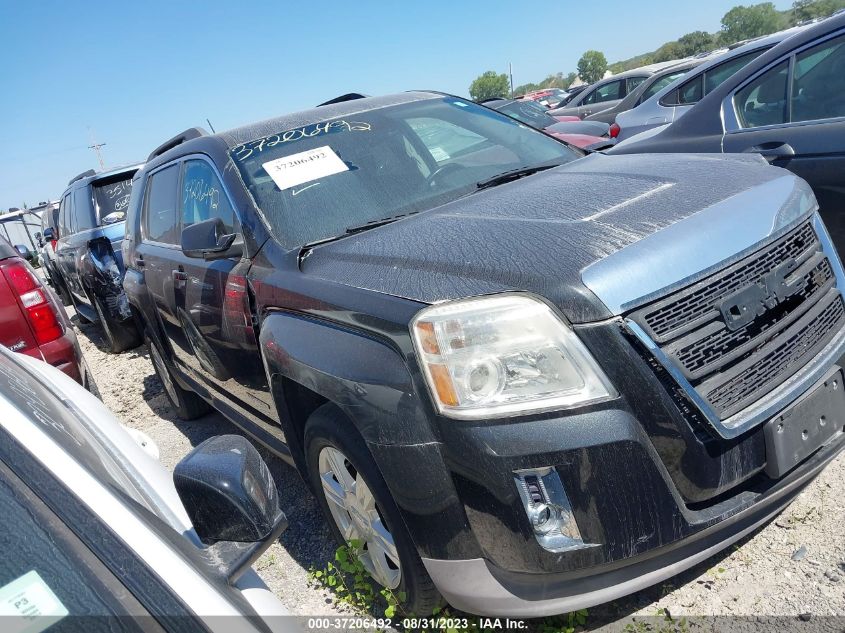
left=229, top=97, right=579, bottom=248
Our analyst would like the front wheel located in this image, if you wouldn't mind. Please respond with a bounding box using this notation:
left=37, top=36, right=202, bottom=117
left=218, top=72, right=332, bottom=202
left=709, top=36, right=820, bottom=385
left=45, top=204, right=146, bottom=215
left=304, top=403, right=442, bottom=615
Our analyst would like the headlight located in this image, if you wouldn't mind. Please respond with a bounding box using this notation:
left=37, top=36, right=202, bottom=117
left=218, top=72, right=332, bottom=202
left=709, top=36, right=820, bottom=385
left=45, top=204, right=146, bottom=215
left=411, top=294, right=616, bottom=419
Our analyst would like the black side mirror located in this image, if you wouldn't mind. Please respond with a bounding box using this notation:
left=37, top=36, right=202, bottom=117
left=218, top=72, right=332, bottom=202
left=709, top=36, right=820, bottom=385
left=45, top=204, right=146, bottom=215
left=14, top=245, right=32, bottom=261
left=181, top=218, right=242, bottom=261
left=42, top=227, right=55, bottom=241
left=174, top=435, right=287, bottom=582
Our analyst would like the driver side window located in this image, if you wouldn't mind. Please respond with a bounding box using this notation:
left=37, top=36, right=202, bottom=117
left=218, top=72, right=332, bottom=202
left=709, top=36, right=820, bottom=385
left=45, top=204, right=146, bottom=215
left=180, top=160, right=237, bottom=235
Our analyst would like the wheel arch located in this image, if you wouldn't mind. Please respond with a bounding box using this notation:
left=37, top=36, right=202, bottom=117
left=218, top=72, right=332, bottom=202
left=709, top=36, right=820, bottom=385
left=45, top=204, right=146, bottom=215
left=259, top=310, right=438, bottom=478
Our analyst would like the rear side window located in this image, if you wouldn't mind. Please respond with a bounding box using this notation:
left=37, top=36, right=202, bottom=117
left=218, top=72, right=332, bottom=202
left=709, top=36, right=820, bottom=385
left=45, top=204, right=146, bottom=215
left=180, top=160, right=237, bottom=234
left=143, top=165, right=180, bottom=244
left=677, top=75, right=703, bottom=104
left=72, top=187, right=95, bottom=233
left=736, top=61, right=789, bottom=127
left=704, top=51, right=762, bottom=93
left=641, top=71, right=687, bottom=102
left=93, top=176, right=133, bottom=225
left=665, top=50, right=766, bottom=106
left=627, top=76, right=647, bottom=92
left=57, top=195, right=70, bottom=237
left=583, top=80, right=622, bottom=104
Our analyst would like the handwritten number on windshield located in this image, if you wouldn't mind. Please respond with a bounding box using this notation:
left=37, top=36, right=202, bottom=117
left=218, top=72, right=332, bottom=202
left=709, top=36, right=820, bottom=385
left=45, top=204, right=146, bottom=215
left=231, top=120, right=371, bottom=161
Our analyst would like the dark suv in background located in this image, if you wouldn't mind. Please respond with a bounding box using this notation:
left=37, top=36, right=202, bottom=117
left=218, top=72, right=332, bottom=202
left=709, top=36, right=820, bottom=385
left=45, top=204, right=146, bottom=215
left=37, top=199, right=70, bottom=303
left=123, top=92, right=845, bottom=617
left=53, top=165, right=142, bottom=352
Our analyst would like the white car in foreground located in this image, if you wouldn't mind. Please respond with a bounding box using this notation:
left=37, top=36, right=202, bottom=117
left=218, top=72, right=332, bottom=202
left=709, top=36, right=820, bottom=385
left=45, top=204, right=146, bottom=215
left=0, top=345, right=298, bottom=632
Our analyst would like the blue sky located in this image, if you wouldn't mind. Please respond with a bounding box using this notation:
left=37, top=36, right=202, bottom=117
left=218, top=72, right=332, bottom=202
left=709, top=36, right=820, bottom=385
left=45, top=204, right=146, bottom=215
left=0, top=0, right=792, bottom=209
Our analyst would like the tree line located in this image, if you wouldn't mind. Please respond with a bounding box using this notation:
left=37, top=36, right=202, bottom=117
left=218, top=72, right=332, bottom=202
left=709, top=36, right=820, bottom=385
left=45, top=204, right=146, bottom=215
left=469, top=0, right=845, bottom=101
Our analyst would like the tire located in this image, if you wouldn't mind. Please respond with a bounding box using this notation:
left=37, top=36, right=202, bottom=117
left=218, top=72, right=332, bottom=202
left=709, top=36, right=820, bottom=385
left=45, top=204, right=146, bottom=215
left=94, top=297, right=142, bottom=353
left=145, top=332, right=210, bottom=420
left=52, top=273, right=73, bottom=306
left=70, top=292, right=92, bottom=324
left=305, top=403, right=442, bottom=616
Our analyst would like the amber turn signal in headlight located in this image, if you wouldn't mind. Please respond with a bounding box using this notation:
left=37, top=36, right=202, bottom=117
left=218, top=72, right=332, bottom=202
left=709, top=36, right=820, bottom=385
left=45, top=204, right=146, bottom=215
left=411, top=294, right=615, bottom=419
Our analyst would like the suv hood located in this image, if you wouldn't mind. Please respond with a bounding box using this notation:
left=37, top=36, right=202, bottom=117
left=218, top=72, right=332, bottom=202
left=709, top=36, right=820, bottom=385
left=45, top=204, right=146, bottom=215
left=302, top=153, right=816, bottom=323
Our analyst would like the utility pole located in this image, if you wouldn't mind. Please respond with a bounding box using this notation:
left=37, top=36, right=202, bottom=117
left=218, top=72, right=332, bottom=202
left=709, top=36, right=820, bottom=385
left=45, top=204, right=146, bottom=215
left=509, top=62, right=514, bottom=98
left=87, top=127, right=106, bottom=170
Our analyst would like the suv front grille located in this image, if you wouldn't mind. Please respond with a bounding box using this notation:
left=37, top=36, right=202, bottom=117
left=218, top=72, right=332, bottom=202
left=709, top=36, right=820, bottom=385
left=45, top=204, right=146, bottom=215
left=628, top=221, right=845, bottom=421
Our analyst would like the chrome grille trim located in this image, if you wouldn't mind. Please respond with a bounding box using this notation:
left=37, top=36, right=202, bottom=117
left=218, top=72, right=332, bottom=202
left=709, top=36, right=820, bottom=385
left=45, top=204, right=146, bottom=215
left=626, top=213, right=845, bottom=439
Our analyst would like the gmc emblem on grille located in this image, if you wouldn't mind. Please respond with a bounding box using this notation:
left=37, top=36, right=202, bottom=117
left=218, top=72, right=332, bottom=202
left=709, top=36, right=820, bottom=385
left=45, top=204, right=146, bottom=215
left=719, top=258, right=802, bottom=331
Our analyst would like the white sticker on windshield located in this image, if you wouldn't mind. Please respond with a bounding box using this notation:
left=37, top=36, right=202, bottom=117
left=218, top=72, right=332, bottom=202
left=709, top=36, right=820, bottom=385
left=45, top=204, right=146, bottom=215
left=0, top=571, right=68, bottom=633
left=262, top=145, right=349, bottom=191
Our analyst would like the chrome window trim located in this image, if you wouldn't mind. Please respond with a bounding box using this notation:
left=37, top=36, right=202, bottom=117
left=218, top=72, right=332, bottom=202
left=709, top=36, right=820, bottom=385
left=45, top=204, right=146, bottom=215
left=625, top=213, right=845, bottom=439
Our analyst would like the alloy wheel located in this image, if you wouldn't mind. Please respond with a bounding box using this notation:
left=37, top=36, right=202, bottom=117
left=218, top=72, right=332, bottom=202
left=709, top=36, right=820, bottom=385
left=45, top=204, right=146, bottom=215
left=318, top=446, right=401, bottom=589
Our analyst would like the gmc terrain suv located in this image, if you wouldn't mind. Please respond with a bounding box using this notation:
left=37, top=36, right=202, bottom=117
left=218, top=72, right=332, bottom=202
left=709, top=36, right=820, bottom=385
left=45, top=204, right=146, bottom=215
left=54, top=165, right=142, bottom=353
left=123, top=92, right=845, bottom=616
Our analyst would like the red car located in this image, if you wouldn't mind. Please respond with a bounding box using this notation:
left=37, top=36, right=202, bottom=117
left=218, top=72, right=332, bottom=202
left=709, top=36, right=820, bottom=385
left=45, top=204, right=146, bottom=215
left=520, top=88, right=568, bottom=108
left=0, top=237, right=92, bottom=388
left=482, top=98, right=611, bottom=149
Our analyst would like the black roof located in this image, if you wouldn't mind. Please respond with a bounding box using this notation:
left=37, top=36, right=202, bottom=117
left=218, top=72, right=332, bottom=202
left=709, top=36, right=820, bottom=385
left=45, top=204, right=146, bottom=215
left=218, top=91, right=441, bottom=149
left=142, top=92, right=448, bottom=171
left=63, top=164, right=142, bottom=194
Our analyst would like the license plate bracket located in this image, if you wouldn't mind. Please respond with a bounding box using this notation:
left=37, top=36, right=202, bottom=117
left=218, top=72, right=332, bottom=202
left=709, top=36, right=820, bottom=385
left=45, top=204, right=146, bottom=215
left=764, top=367, right=845, bottom=478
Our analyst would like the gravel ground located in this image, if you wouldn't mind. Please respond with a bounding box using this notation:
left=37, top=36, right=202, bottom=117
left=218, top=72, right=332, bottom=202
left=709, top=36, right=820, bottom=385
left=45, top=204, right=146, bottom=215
left=71, top=315, right=845, bottom=628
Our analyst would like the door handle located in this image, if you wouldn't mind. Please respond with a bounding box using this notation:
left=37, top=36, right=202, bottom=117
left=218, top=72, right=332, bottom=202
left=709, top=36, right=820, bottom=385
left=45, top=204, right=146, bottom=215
left=744, top=142, right=795, bottom=162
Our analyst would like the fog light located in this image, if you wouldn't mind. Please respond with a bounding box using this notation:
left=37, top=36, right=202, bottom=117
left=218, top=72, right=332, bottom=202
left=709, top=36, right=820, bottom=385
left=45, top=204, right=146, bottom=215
left=514, top=467, right=593, bottom=552
left=526, top=502, right=556, bottom=534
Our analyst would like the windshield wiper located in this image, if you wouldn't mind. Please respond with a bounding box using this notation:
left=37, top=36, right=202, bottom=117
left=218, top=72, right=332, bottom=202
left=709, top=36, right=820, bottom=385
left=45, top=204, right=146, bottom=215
left=344, top=212, right=418, bottom=235
left=476, top=164, right=560, bottom=191
left=298, top=211, right=420, bottom=264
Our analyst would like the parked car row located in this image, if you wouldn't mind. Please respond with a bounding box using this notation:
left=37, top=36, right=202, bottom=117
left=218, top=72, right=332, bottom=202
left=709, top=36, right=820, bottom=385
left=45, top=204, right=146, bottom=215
left=11, top=10, right=844, bottom=621
left=610, top=12, right=845, bottom=255
left=480, top=98, right=611, bottom=148
left=613, top=25, right=808, bottom=141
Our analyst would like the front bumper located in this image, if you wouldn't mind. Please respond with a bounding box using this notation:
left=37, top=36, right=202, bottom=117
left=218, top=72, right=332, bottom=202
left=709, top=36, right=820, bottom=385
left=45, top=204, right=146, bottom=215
left=422, top=430, right=843, bottom=616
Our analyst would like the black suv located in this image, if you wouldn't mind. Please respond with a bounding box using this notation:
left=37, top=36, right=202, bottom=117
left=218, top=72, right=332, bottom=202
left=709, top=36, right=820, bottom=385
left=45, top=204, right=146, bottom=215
left=54, top=165, right=142, bottom=352
left=123, top=92, right=845, bottom=617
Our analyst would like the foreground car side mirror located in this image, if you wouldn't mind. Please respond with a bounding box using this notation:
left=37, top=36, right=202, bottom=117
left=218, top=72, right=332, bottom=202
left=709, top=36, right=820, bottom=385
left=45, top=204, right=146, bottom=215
left=42, top=227, right=55, bottom=241
left=174, top=435, right=287, bottom=582
left=181, top=217, right=243, bottom=261
left=14, top=245, right=32, bottom=261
